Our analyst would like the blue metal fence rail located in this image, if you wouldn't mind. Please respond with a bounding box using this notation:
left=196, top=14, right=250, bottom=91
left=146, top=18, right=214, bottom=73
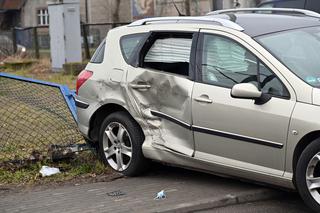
left=0, top=72, right=77, bottom=121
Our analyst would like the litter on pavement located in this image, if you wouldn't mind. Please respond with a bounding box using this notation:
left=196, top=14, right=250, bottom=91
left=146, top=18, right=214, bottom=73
left=39, top=166, right=61, bottom=177
left=154, top=190, right=166, bottom=200
left=107, top=190, right=126, bottom=197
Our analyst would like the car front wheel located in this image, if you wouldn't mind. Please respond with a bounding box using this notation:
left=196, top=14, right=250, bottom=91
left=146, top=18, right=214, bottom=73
left=296, top=139, right=320, bottom=212
left=98, top=111, right=148, bottom=176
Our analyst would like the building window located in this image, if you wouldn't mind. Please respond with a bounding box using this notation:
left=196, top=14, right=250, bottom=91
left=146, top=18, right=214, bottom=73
left=37, top=9, right=49, bottom=26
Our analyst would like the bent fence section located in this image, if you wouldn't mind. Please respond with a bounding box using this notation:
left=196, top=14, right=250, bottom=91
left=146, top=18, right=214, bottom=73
left=0, top=72, right=83, bottom=163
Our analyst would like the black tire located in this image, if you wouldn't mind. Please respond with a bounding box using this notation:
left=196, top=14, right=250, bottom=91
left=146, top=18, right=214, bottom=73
left=296, top=139, right=320, bottom=212
left=98, top=111, right=149, bottom=176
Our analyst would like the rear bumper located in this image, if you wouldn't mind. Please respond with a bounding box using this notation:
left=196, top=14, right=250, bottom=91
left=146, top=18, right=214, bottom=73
left=75, top=97, right=89, bottom=109
left=75, top=95, right=97, bottom=138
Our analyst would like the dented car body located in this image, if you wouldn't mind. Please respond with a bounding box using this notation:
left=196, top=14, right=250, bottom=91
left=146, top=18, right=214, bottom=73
left=76, top=9, right=320, bottom=211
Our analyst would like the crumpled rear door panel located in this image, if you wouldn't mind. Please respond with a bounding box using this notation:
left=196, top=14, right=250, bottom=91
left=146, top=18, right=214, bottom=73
left=125, top=67, right=194, bottom=156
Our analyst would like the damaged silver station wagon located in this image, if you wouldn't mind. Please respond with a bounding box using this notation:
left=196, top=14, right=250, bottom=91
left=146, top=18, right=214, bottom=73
left=76, top=8, right=320, bottom=212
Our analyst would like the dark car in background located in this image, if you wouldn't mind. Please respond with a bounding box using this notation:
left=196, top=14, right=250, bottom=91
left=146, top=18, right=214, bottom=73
left=0, top=35, right=26, bottom=58
left=258, top=0, right=320, bottom=13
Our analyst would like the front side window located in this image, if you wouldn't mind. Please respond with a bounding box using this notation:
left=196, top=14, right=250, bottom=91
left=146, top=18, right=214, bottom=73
left=37, top=9, right=49, bottom=26
left=142, top=34, right=193, bottom=76
left=201, top=34, right=289, bottom=98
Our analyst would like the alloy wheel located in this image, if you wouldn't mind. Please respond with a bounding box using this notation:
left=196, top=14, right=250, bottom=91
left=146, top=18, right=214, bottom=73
left=306, top=152, right=320, bottom=205
left=102, top=122, right=132, bottom=171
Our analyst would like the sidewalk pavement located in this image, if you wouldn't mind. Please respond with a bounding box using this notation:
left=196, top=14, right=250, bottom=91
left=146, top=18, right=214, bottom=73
left=0, top=165, right=294, bottom=213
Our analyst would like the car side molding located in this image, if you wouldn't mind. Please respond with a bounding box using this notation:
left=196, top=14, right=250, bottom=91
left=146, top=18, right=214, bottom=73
left=151, top=110, right=284, bottom=149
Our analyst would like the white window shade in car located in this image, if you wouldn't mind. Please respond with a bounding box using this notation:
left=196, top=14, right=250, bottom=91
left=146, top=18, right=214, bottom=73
left=145, top=38, right=192, bottom=63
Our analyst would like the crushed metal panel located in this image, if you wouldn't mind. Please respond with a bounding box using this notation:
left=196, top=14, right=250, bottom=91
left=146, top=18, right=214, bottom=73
left=125, top=67, right=195, bottom=156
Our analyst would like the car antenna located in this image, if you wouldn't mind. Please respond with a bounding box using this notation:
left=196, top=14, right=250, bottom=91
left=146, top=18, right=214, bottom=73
left=171, top=0, right=185, bottom=16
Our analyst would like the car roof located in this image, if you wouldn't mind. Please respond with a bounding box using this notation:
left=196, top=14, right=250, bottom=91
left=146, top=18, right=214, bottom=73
left=209, top=13, right=320, bottom=37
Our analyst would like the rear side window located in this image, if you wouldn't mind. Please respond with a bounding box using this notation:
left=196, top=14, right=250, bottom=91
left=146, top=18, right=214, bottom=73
left=120, top=33, right=146, bottom=63
left=142, top=34, right=193, bottom=76
left=90, top=40, right=106, bottom=63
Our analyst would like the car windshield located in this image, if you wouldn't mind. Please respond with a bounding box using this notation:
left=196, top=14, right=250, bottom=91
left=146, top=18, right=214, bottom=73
left=256, top=26, right=320, bottom=87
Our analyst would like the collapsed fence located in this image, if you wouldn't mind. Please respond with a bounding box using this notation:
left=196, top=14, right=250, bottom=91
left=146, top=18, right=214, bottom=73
left=0, top=73, right=83, bottom=164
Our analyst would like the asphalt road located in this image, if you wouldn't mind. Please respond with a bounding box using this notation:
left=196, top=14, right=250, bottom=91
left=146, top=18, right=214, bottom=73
left=199, top=197, right=312, bottom=213
left=0, top=164, right=314, bottom=212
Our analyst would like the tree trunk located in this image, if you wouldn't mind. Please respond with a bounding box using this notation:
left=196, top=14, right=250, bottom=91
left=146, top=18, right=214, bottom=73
left=185, top=0, right=191, bottom=16
left=112, top=0, right=121, bottom=24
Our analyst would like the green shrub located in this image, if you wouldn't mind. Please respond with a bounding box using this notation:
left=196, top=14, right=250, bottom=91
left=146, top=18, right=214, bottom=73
left=4, top=61, right=35, bottom=70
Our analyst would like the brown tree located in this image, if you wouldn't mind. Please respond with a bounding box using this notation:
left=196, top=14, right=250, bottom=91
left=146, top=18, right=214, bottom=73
left=112, top=0, right=121, bottom=23
left=185, top=0, right=191, bottom=16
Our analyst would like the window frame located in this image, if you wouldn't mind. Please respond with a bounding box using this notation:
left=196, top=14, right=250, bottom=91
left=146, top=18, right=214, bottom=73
left=120, top=33, right=148, bottom=65
left=137, top=31, right=199, bottom=80
left=90, top=39, right=106, bottom=64
left=196, top=32, right=290, bottom=100
left=36, top=8, right=49, bottom=26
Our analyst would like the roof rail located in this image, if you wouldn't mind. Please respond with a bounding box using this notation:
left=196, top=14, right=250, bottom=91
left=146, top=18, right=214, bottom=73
left=207, top=8, right=320, bottom=18
left=128, top=16, right=244, bottom=31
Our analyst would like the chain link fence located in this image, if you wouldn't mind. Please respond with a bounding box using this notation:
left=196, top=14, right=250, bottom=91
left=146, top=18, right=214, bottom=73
left=1, top=22, right=129, bottom=60
left=0, top=74, right=83, bottom=164
left=0, top=30, right=15, bottom=60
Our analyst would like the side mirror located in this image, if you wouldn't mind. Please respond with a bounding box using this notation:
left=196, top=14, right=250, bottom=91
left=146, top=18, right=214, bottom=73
left=231, top=83, right=271, bottom=105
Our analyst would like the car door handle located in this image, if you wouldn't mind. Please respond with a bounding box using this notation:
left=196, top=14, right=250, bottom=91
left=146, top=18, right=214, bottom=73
left=129, top=83, right=151, bottom=90
left=194, top=96, right=213, bottom=104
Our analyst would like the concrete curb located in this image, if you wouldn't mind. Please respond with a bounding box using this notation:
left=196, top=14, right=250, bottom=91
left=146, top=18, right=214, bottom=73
left=156, top=188, right=284, bottom=213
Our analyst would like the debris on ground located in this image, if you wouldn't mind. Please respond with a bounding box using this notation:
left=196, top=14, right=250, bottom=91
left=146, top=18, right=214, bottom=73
left=107, top=190, right=126, bottom=197
left=39, top=166, right=61, bottom=177
left=154, top=190, right=166, bottom=200
left=48, top=144, right=91, bottom=161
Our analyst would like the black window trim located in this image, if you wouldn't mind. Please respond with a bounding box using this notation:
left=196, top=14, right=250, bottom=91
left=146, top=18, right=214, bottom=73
left=196, top=32, right=291, bottom=100
left=90, top=39, right=106, bottom=64
left=136, top=31, right=199, bottom=81
left=120, top=32, right=148, bottom=65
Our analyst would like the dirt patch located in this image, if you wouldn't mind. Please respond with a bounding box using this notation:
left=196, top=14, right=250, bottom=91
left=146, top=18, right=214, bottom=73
left=0, top=151, right=122, bottom=196
left=0, top=170, right=122, bottom=197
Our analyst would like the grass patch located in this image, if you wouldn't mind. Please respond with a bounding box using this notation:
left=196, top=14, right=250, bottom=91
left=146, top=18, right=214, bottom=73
left=1, top=58, right=78, bottom=89
left=0, top=152, right=108, bottom=185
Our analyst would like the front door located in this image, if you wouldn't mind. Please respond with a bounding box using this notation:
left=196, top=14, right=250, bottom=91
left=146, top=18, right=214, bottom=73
left=126, top=31, right=197, bottom=156
left=192, top=30, right=296, bottom=175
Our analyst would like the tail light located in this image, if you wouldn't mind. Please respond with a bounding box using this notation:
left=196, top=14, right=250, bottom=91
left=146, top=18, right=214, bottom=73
left=76, top=70, right=93, bottom=95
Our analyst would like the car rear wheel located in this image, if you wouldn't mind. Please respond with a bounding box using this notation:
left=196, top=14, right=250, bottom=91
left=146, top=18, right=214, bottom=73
left=296, top=139, right=320, bottom=212
left=98, top=111, right=148, bottom=176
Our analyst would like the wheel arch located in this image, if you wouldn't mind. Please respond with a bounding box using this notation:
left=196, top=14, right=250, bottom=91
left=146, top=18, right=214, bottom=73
left=293, top=131, right=320, bottom=175
left=87, top=103, right=144, bottom=143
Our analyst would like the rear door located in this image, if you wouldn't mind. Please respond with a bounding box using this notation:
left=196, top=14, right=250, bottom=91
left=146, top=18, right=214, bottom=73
left=125, top=31, right=198, bottom=156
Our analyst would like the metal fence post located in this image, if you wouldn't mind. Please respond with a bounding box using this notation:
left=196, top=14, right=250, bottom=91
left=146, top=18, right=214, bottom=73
left=82, top=24, right=90, bottom=60
left=12, top=28, right=17, bottom=54
left=33, top=27, right=40, bottom=59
